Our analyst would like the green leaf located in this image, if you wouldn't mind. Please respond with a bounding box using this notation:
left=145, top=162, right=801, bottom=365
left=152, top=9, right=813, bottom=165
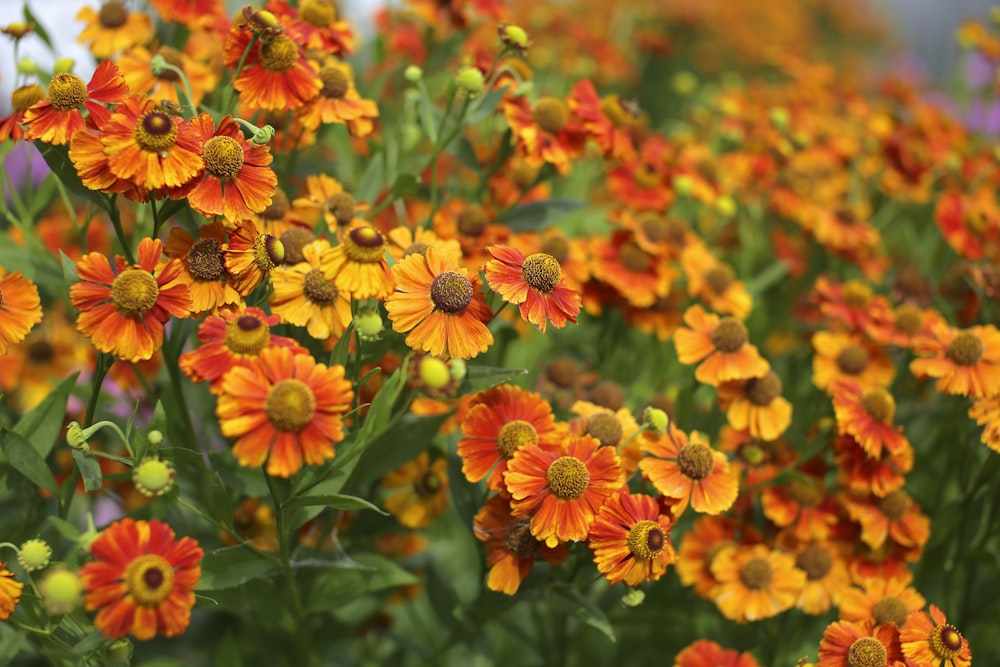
left=352, top=553, right=419, bottom=591
left=328, top=322, right=354, bottom=368
left=549, top=588, right=616, bottom=643
left=284, top=493, right=387, bottom=514
left=73, top=450, right=103, bottom=492
left=45, top=516, right=83, bottom=541
left=390, top=173, right=422, bottom=198
left=465, top=86, right=509, bottom=126
left=71, top=630, right=107, bottom=655
left=355, top=368, right=406, bottom=447
left=13, top=372, right=78, bottom=458
left=213, top=632, right=245, bottom=667
left=460, top=366, right=528, bottom=394
left=746, top=260, right=790, bottom=296
left=355, top=152, right=386, bottom=202
left=132, top=400, right=167, bottom=461
left=22, top=4, right=53, bottom=49
left=36, top=143, right=110, bottom=214
left=498, top=199, right=585, bottom=230
left=0, top=429, right=58, bottom=494
left=59, top=250, right=79, bottom=289
left=345, top=414, right=449, bottom=489
left=198, top=547, right=278, bottom=591
left=449, top=136, right=481, bottom=171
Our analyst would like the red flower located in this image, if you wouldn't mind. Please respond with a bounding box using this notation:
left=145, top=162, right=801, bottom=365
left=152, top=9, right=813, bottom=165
left=23, top=59, right=128, bottom=145
left=484, top=245, right=581, bottom=333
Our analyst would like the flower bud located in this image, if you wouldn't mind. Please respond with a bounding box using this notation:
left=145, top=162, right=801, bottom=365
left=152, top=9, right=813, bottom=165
left=39, top=567, right=82, bottom=615
left=354, top=307, right=384, bottom=341
left=642, top=407, right=669, bottom=435
left=18, top=538, right=52, bottom=572
left=404, top=65, right=423, bottom=83
left=448, top=358, right=466, bottom=383
left=53, top=58, right=76, bottom=74
left=621, top=589, right=645, bottom=607
left=499, top=23, right=530, bottom=51
left=673, top=175, right=694, bottom=197
left=133, top=457, right=175, bottom=497
left=146, top=430, right=164, bottom=446
left=66, top=421, right=90, bottom=452
left=16, top=57, right=37, bottom=75
left=715, top=195, right=737, bottom=218
left=769, top=106, right=790, bottom=129
left=455, top=66, right=485, bottom=96
left=418, top=357, right=451, bottom=390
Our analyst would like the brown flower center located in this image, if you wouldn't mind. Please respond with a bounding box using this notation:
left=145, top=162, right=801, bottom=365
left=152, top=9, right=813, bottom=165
left=11, top=84, right=45, bottom=113
left=496, top=420, right=538, bottom=458
left=511, top=162, right=538, bottom=190
left=789, top=479, right=823, bottom=507
left=878, top=490, right=910, bottom=520
left=872, top=596, right=908, bottom=626
left=27, top=340, right=54, bottom=363
left=931, top=625, right=963, bottom=658
left=711, top=318, right=748, bottom=353
left=252, top=234, right=285, bottom=272
left=224, top=315, right=271, bottom=355
left=124, top=554, right=175, bottom=607
left=98, top=1, right=128, bottom=28
left=418, top=470, right=442, bottom=496
left=746, top=371, right=782, bottom=406
left=134, top=111, right=178, bottom=153
left=279, top=227, right=314, bottom=264
left=266, top=379, right=316, bottom=432
left=188, top=238, right=225, bottom=281
left=403, top=242, right=430, bottom=257
left=48, top=73, right=88, bottom=112
left=705, top=265, right=734, bottom=295
left=677, top=443, right=714, bottom=480
left=303, top=268, right=338, bottom=303
left=843, top=280, right=873, bottom=308
left=739, top=557, right=773, bottom=590
left=539, top=235, right=569, bottom=264
left=545, top=358, right=578, bottom=387
left=894, top=304, right=923, bottom=335
left=457, top=205, right=488, bottom=237
left=795, top=544, right=832, bottom=580
left=504, top=519, right=541, bottom=558
left=343, top=226, right=385, bottom=263
left=618, top=241, right=653, bottom=273
left=532, top=97, right=569, bottom=134
left=430, top=271, right=473, bottom=313
left=300, top=0, right=336, bottom=26
left=319, top=65, right=350, bottom=99
left=861, top=387, right=895, bottom=423
left=260, top=189, right=289, bottom=220
left=590, top=380, right=625, bottom=410
left=154, top=46, right=184, bottom=82
left=639, top=214, right=671, bottom=243
left=633, top=163, right=660, bottom=189
left=836, top=344, right=869, bottom=375
left=626, top=520, right=665, bottom=560
left=521, top=253, right=562, bottom=293
left=585, top=413, right=622, bottom=448
left=259, top=35, right=298, bottom=73
left=111, top=269, right=159, bottom=316
left=203, top=136, right=245, bottom=180
left=847, top=637, right=887, bottom=667
left=946, top=332, right=984, bottom=366
left=546, top=456, right=589, bottom=500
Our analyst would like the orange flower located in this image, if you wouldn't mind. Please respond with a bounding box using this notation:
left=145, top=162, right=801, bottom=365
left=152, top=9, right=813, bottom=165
left=833, top=434, right=912, bottom=499
left=270, top=239, right=352, bottom=341
left=269, top=0, right=355, bottom=54
left=812, top=331, right=896, bottom=394
left=567, top=79, right=636, bottom=162
left=865, top=303, right=945, bottom=349
left=568, top=400, right=643, bottom=476
left=287, top=173, right=360, bottom=230
left=793, top=542, right=852, bottom=615
left=842, top=490, right=930, bottom=552
left=832, top=380, right=908, bottom=458
left=484, top=245, right=581, bottom=333
left=587, top=491, right=676, bottom=586
left=80, top=518, right=202, bottom=640
left=717, top=371, right=793, bottom=441
left=298, top=58, right=379, bottom=137
left=70, top=238, right=191, bottom=362
left=163, top=222, right=242, bottom=314
left=147, top=0, right=224, bottom=26
left=674, top=306, right=769, bottom=386
left=182, top=114, right=278, bottom=221
left=224, top=27, right=321, bottom=111
left=589, top=230, right=675, bottom=308
left=502, top=94, right=586, bottom=175
left=457, top=384, right=563, bottom=490
left=385, top=247, right=493, bottom=360
left=840, top=576, right=926, bottom=627
left=0, top=271, right=43, bottom=355
left=473, top=494, right=568, bottom=595
left=900, top=605, right=971, bottom=667
left=386, top=225, right=461, bottom=264
left=676, top=516, right=754, bottom=598
left=680, top=242, right=753, bottom=319
left=639, top=427, right=738, bottom=517
left=0, top=562, right=23, bottom=621
left=817, top=619, right=906, bottom=667
left=970, top=395, right=1000, bottom=453
left=709, top=544, right=806, bottom=623
left=674, top=639, right=762, bottom=667
left=76, top=2, right=153, bottom=58
left=23, top=59, right=128, bottom=145
left=217, top=346, right=353, bottom=478
left=910, top=322, right=1000, bottom=398
left=382, top=452, right=449, bottom=529
left=0, top=83, right=46, bottom=142
left=320, top=223, right=395, bottom=300
left=814, top=277, right=891, bottom=333
left=760, top=475, right=840, bottom=543
left=117, top=45, right=218, bottom=107
left=223, top=220, right=285, bottom=296
left=505, top=435, right=623, bottom=547
left=69, top=128, right=150, bottom=201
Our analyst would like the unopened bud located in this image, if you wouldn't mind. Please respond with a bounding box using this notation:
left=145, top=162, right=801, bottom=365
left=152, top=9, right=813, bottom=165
left=621, top=589, right=645, bottom=607
left=16, top=57, right=37, bottom=75
left=354, top=307, right=384, bottom=341
left=18, top=538, right=52, bottom=572
left=39, top=567, right=82, bottom=615
left=133, top=457, right=175, bottom=497
left=53, top=58, right=75, bottom=74
left=418, top=357, right=451, bottom=390
left=146, top=430, right=164, bottom=446
left=499, top=23, right=530, bottom=51
left=448, top=358, right=466, bottom=383
left=642, top=407, right=668, bottom=435
left=455, top=66, right=485, bottom=96
left=404, top=65, right=422, bottom=83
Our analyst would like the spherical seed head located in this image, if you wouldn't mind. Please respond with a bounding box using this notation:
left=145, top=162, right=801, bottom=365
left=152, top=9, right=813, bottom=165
left=878, top=490, right=910, bottom=520
left=259, top=34, right=298, bottom=73
left=343, top=226, right=385, bottom=263
left=546, top=357, right=579, bottom=387
left=590, top=380, right=625, bottom=411
left=252, top=233, right=284, bottom=272
left=278, top=228, right=314, bottom=265
left=326, top=192, right=356, bottom=226
left=947, top=332, right=984, bottom=366
left=872, top=596, right=908, bottom=626
left=187, top=238, right=225, bottom=281
left=746, top=371, right=782, bottom=406
left=224, top=315, right=271, bottom=355
left=847, top=637, right=887, bottom=667
left=705, top=265, right=735, bottom=295
left=18, top=538, right=52, bottom=571
left=133, top=457, right=175, bottom=497
left=843, top=280, right=873, bottom=307
left=260, top=189, right=289, bottom=220
left=861, top=387, right=895, bottom=423
left=789, top=479, right=823, bottom=507
left=418, top=356, right=451, bottom=390
left=303, top=269, right=338, bottom=303
left=585, top=413, right=623, bottom=448
left=320, top=65, right=350, bottom=99
left=710, top=318, right=748, bottom=353
left=455, top=66, right=485, bottom=95
left=504, top=519, right=541, bottom=558
left=203, top=135, right=245, bottom=180
left=496, top=420, right=538, bottom=457
left=98, top=1, right=128, bottom=28
left=521, top=252, right=562, bottom=292
left=430, top=271, right=473, bottom=313
left=618, top=241, right=653, bottom=272
left=124, top=554, right=175, bottom=607
left=403, top=242, right=430, bottom=257
left=532, top=97, right=569, bottom=134
left=266, top=379, right=316, bottom=432
left=457, top=205, right=488, bottom=237
left=546, top=455, right=590, bottom=500
left=795, top=545, right=832, bottom=580
left=626, top=520, right=665, bottom=560
left=111, top=269, right=159, bottom=316
left=538, top=235, right=569, bottom=265
left=739, top=557, right=773, bottom=590
left=134, top=111, right=178, bottom=152
left=835, top=344, right=869, bottom=375
left=677, top=442, right=714, bottom=480
left=11, top=83, right=45, bottom=113
left=404, top=65, right=423, bottom=82
left=894, top=304, right=922, bottom=335
left=48, top=73, right=88, bottom=112
left=500, top=24, right=530, bottom=50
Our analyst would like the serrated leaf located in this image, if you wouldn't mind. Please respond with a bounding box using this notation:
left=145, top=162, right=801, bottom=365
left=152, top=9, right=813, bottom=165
left=13, top=373, right=79, bottom=458
left=460, top=366, right=528, bottom=394
left=72, top=450, right=103, bottom=492
left=498, top=199, right=585, bottom=230
left=198, top=547, right=278, bottom=591
left=283, top=493, right=387, bottom=514
left=0, top=429, right=58, bottom=494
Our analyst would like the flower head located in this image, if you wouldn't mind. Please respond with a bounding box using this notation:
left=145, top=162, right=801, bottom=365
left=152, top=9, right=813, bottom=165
left=910, top=322, right=1000, bottom=398
left=484, top=245, right=581, bottom=333
left=0, top=270, right=43, bottom=355
left=0, top=562, right=24, bottom=620
left=382, top=452, right=449, bottom=529
left=76, top=2, right=153, bottom=57
left=587, top=491, right=676, bottom=586
left=900, top=605, right=971, bottom=667
left=710, top=544, right=806, bottom=623
left=320, top=223, right=395, bottom=301
left=23, top=59, right=128, bottom=145
left=224, top=26, right=321, bottom=111
left=817, top=619, right=906, bottom=667
left=270, top=239, right=352, bottom=341
left=639, top=427, right=738, bottom=517
left=674, top=306, right=769, bottom=386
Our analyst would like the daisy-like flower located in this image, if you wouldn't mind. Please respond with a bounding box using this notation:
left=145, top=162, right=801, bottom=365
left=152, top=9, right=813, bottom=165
left=793, top=542, right=852, bottom=615
left=473, top=494, right=568, bottom=595
left=840, top=576, right=927, bottom=628
left=182, top=114, right=278, bottom=221
left=224, top=26, right=321, bottom=111
left=457, top=384, right=564, bottom=490
left=269, top=0, right=355, bottom=55
left=587, top=491, right=676, bottom=586
left=382, top=452, right=449, bottom=529
left=866, top=303, right=944, bottom=349
left=117, top=45, right=218, bottom=108
left=69, top=128, right=150, bottom=202
left=505, top=435, right=624, bottom=547
left=298, top=58, right=378, bottom=137
left=717, top=370, right=793, bottom=441
left=70, top=238, right=191, bottom=362
left=817, top=619, right=906, bottom=667
left=179, top=306, right=307, bottom=393
left=23, top=59, right=128, bottom=145
left=75, top=2, right=153, bottom=58
left=761, top=475, right=840, bottom=543
left=900, top=605, right=971, bottom=667
left=484, top=245, right=581, bottom=333
left=0, top=270, right=43, bottom=355
left=163, top=222, right=241, bottom=314
left=832, top=380, right=909, bottom=458
left=287, top=173, right=358, bottom=230
left=270, top=239, right=352, bottom=340
left=223, top=220, right=285, bottom=296
left=674, top=306, right=769, bottom=386
left=812, top=331, right=896, bottom=394
left=970, top=395, right=1000, bottom=453
left=834, top=434, right=913, bottom=499
left=217, top=346, right=353, bottom=478
left=320, top=223, right=395, bottom=301
left=680, top=242, right=753, bottom=319
left=385, top=247, right=493, bottom=360
left=567, top=78, right=637, bottom=162
left=673, top=639, right=762, bottom=667
left=640, top=428, right=739, bottom=517
left=589, top=229, right=675, bottom=308
left=676, top=516, right=761, bottom=599
left=0, top=562, right=23, bottom=620
left=710, top=544, right=807, bottom=623
left=0, top=83, right=46, bottom=142
left=99, top=96, right=204, bottom=190
left=842, top=490, right=930, bottom=551
left=814, top=277, right=892, bottom=334
left=80, top=518, right=202, bottom=641
left=147, top=0, right=223, bottom=25
left=386, top=225, right=461, bottom=264
left=502, top=93, right=586, bottom=175
left=910, top=322, right=1000, bottom=398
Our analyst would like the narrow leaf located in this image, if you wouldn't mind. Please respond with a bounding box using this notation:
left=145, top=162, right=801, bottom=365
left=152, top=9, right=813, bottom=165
left=0, top=429, right=58, bottom=494
left=13, top=372, right=78, bottom=458
left=72, top=450, right=103, bottom=492
left=283, top=493, right=387, bottom=514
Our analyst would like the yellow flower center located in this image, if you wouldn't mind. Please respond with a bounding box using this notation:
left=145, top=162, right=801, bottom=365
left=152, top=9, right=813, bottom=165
left=134, top=110, right=178, bottom=153
left=710, top=318, right=748, bottom=353
left=265, top=379, right=316, bottom=432
left=133, top=458, right=175, bottom=497
left=861, top=387, right=895, bottom=423
left=789, top=479, right=823, bottom=507
left=739, top=557, right=773, bottom=590
left=746, top=371, right=782, bottom=406
left=319, top=65, right=350, bottom=99
left=343, top=226, right=386, bottom=263
left=124, top=554, right=175, bottom=608
left=946, top=332, right=984, bottom=366
left=203, top=136, right=245, bottom=180
left=259, top=35, right=298, bottom=73
left=224, top=315, right=271, bottom=355
left=521, top=252, right=562, bottom=293
left=430, top=271, right=473, bottom=314
left=11, top=83, right=45, bottom=113
left=894, top=304, right=922, bottom=335
left=539, top=235, right=569, bottom=265
left=633, top=163, right=660, bottom=189
left=98, top=1, right=128, bottom=28
left=48, top=73, right=88, bottom=112
left=835, top=344, right=869, bottom=375
left=504, top=519, right=542, bottom=558
left=154, top=46, right=184, bottom=82
left=626, top=520, right=665, bottom=560
left=878, top=490, right=910, bottom=520
left=279, top=228, right=315, bottom=264
left=585, top=413, right=622, bottom=448
left=872, top=596, right=908, bottom=626
left=300, top=0, right=336, bottom=26
left=532, top=97, right=569, bottom=134
left=457, top=205, right=488, bottom=237
left=546, top=456, right=589, bottom=500
left=326, top=192, right=356, bottom=226
left=677, top=442, right=714, bottom=480
left=303, top=268, right=338, bottom=303
left=705, top=265, right=734, bottom=295
left=512, top=162, right=539, bottom=190
left=638, top=214, right=671, bottom=243
left=111, top=269, right=159, bottom=316
left=795, top=544, right=832, bottom=580
left=252, top=233, right=285, bottom=272
left=931, top=625, right=963, bottom=659
left=600, top=94, right=639, bottom=127
left=843, top=280, right=873, bottom=308
left=618, top=241, right=653, bottom=273
left=496, top=420, right=538, bottom=458
left=260, top=189, right=289, bottom=220
left=847, top=637, right=887, bottom=667
left=403, top=242, right=430, bottom=257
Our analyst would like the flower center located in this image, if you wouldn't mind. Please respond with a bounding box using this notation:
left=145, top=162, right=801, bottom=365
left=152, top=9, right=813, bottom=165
left=224, top=314, right=271, bottom=355
left=626, top=520, right=665, bottom=560
left=279, top=228, right=315, bottom=264
left=496, top=420, right=538, bottom=458
left=843, top=280, right=873, bottom=308
left=265, top=379, right=316, bottom=432
left=618, top=241, right=653, bottom=272
left=134, top=110, right=178, bottom=153
left=585, top=413, right=622, bottom=448
left=188, top=238, right=225, bottom=281
left=319, top=65, right=350, bottom=99
left=98, top=0, right=128, bottom=28
left=252, top=233, right=285, bottom=272
left=11, top=84, right=45, bottom=113
left=847, top=637, right=887, bottom=667
left=633, top=163, right=660, bottom=189
left=746, top=372, right=782, bottom=406
left=27, top=340, right=54, bottom=363
left=710, top=318, right=748, bottom=353
left=532, top=97, right=569, bottom=134
left=403, top=242, right=430, bottom=257
left=521, top=253, right=562, bottom=293
left=260, top=189, right=289, bottom=220
left=303, top=268, right=338, bottom=303
left=546, top=358, right=578, bottom=387
left=639, top=214, right=671, bottom=243
left=871, top=596, right=908, bottom=626
left=789, top=479, right=823, bottom=507
left=677, top=443, right=714, bottom=480
left=539, top=235, right=569, bottom=264
left=894, top=305, right=922, bottom=335
left=591, top=380, right=625, bottom=410
left=111, top=269, right=159, bottom=316
left=931, top=625, right=963, bottom=658
left=457, top=205, right=488, bottom=237
left=795, top=544, right=832, bottom=580
left=259, top=35, right=298, bottom=73
left=739, top=557, right=773, bottom=590
left=512, top=162, right=538, bottom=190
left=326, top=192, right=356, bottom=226
left=154, top=46, right=184, bottom=82
left=861, top=387, right=895, bottom=423
left=705, top=266, right=734, bottom=294
left=300, top=0, right=336, bottom=26
left=836, top=344, right=869, bottom=375
left=504, top=519, right=542, bottom=558
left=124, top=554, right=175, bottom=608
left=878, top=490, right=910, bottom=520
left=202, top=136, right=245, bottom=180
left=430, top=271, right=473, bottom=314
left=343, top=226, right=386, bottom=263
left=48, top=73, right=88, bottom=112
left=946, top=332, right=984, bottom=366
left=418, top=471, right=442, bottom=496
left=546, top=456, right=590, bottom=500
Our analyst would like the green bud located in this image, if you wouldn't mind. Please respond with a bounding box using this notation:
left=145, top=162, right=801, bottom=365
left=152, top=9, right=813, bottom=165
left=642, top=407, right=669, bottom=435
left=18, top=538, right=52, bottom=572
left=769, top=106, right=790, bottom=129
left=16, top=58, right=38, bottom=75
left=621, top=589, right=645, bottom=607
left=146, top=430, right=164, bottom=446
left=354, top=307, right=384, bottom=340
left=404, top=65, right=423, bottom=83
left=500, top=24, right=529, bottom=50
left=448, top=358, right=467, bottom=383
left=418, top=357, right=451, bottom=390
left=53, top=58, right=76, bottom=74
left=455, top=66, right=485, bottom=96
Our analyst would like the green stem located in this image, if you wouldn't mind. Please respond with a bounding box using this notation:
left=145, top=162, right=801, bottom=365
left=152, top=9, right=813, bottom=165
left=84, top=354, right=114, bottom=427
left=106, top=195, right=135, bottom=264
left=222, top=34, right=259, bottom=117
